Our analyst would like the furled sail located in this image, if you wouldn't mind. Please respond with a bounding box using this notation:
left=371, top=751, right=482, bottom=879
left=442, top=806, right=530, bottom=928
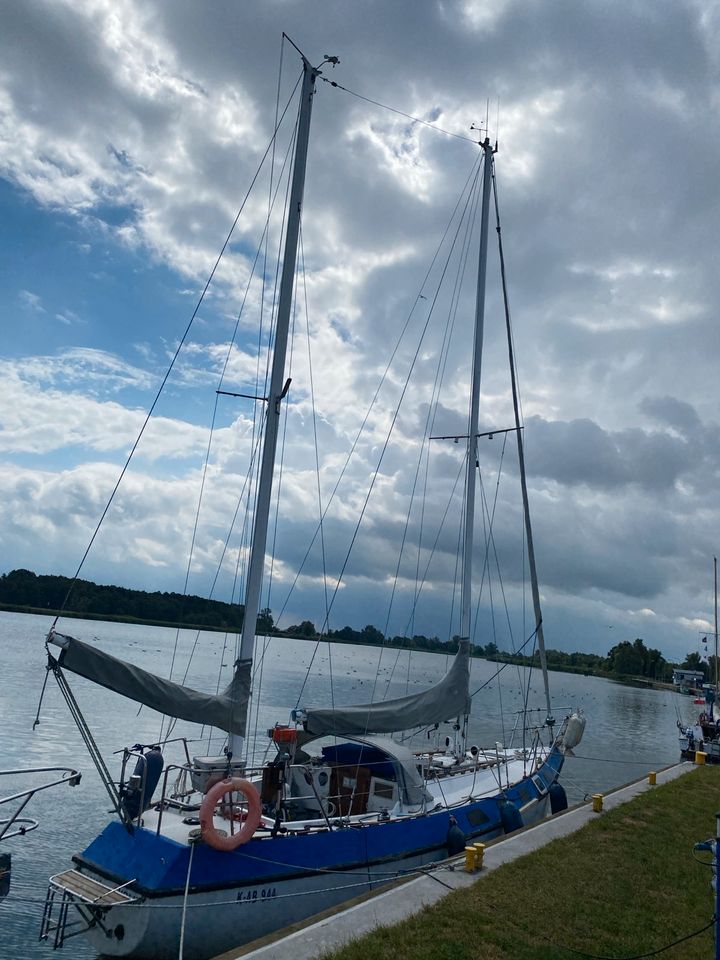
left=301, top=640, right=471, bottom=737
left=49, top=633, right=250, bottom=736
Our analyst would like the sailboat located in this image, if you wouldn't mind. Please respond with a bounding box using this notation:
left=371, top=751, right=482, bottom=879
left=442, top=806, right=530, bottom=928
left=38, top=49, right=585, bottom=960
left=679, top=557, right=720, bottom=761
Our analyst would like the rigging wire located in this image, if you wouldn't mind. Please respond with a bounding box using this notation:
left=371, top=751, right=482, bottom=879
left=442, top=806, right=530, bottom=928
left=479, top=462, right=507, bottom=754
left=245, top=102, right=308, bottom=755
left=382, top=454, right=466, bottom=703
left=164, top=98, right=301, bottom=737
left=163, top=59, right=305, bottom=752
left=468, top=624, right=540, bottom=700
left=404, top=147, right=483, bottom=680
left=299, top=224, right=335, bottom=717
left=233, top=111, right=302, bottom=751
left=161, top=119, right=297, bottom=737
left=53, top=71, right=303, bottom=623
left=474, top=440, right=535, bottom=728
left=378, top=157, right=486, bottom=695
left=289, top=151, right=484, bottom=705
left=248, top=238, right=301, bottom=761
left=160, top=80, right=299, bottom=752
left=319, top=75, right=477, bottom=144
left=369, top=157, right=483, bottom=701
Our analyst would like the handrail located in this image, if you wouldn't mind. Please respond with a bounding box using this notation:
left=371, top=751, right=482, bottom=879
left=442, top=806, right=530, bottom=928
left=0, top=766, right=81, bottom=842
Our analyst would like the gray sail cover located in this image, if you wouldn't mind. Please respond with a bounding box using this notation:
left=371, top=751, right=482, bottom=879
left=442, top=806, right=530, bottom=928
left=53, top=633, right=251, bottom=736
left=303, top=641, right=471, bottom=736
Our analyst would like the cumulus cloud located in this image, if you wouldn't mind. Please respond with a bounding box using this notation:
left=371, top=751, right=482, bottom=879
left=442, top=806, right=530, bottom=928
left=18, top=290, right=45, bottom=312
left=2, top=0, right=720, bottom=662
left=0, top=352, right=216, bottom=459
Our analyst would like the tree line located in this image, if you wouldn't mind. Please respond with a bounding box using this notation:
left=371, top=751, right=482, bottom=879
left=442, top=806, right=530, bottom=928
left=272, top=622, right=701, bottom=683
left=0, top=568, right=274, bottom=632
left=0, top=569, right=706, bottom=681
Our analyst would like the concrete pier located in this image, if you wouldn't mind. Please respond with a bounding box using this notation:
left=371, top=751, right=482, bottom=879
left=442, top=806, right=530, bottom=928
left=215, top=762, right=691, bottom=960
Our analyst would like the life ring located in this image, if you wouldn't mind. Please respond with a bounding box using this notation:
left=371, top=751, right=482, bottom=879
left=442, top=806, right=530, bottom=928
left=199, top=778, right=262, bottom=851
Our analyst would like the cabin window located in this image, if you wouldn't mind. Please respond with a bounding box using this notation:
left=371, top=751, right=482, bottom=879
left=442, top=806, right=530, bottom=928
left=531, top=775, right=547, bottom=796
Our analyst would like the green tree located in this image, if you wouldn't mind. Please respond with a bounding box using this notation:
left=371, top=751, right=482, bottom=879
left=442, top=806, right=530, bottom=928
left=360, top=624, right=385, bottom=646
left=287, top=620, right=317, bottom=637
left=607, top=639, right=645, bottom=676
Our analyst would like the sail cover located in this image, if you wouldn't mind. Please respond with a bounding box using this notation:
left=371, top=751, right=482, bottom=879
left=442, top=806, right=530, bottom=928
left=302, top=641, right=471, bottom=737
left=50, top=633, right=251, bottom=736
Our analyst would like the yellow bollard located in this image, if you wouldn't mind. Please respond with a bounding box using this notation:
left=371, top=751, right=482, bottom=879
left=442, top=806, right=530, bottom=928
left=464, top=846, right=477, bottom=872
left=592, top=793, right=604, bottom=813
left=648, top=771, right=657, bottom=785
left=695, top=751, right=707, bottom=766
left=473, top=842, right=486, bottom=870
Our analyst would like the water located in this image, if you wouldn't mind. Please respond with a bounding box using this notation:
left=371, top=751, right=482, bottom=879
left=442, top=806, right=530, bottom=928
left=0, top=611, right=688, bottom=959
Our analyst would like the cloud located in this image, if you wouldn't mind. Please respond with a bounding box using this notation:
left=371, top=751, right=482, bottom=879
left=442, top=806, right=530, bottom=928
left=0, top=352, right=215, bottom=459
left=18, top=289, right=45, bottom=313
left=2, top=0, right=720, bottom=664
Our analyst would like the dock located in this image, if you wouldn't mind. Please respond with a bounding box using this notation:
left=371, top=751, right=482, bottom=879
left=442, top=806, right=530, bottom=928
left=214, top=762, right=692, bottom=960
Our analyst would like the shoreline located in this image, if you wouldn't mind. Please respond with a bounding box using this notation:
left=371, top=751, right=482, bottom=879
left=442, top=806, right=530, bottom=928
left=0, top=604, right=678, bottom=691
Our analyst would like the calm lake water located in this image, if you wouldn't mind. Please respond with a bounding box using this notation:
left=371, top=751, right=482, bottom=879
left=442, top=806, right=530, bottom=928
left=0, top=611, right=690, bottom=959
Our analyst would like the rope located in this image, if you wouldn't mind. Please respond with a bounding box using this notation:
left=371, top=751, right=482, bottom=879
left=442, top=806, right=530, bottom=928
left=298, top=224, right=335, bottom=717
left=285, top=152, right=483, bottom=704
left=54, top=74, right=303, bottom=623
left=380, top=156, right=483, bottom=694
left=319, top=76, right=477, bottom=143
left=468, top=624, right=540, bottom=699
left=177, top=838, right=196, bottom=960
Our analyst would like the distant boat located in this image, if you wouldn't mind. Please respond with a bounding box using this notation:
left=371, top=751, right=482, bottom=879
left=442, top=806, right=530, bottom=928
left=38, top=45, right=585, bottom=960
left=679, top=558, right=720, bottom=762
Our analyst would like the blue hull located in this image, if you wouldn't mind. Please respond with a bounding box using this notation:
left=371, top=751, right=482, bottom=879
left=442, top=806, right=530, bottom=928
left=76, top=747, right=564, bottom=897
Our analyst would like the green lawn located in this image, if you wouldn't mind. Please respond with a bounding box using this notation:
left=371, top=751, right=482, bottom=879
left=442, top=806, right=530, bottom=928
left=323, top=766, right=720, bottom=960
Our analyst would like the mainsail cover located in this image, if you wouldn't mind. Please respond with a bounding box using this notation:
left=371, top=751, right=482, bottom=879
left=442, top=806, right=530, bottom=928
left=302, top=640, right=471, bottom=736
left=51, top=633, right=251, bottom=736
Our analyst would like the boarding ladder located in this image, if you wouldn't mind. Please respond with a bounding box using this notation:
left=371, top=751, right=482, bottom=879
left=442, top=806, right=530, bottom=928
left=40, top=869, right=138, bottom=949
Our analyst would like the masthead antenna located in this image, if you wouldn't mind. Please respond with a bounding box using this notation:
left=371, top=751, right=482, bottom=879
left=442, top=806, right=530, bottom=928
left=282, top=33, right=340, bottom=70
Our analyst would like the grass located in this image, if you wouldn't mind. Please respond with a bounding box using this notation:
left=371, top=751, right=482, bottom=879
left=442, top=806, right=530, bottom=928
left=322, top=766, right=720, bottom=960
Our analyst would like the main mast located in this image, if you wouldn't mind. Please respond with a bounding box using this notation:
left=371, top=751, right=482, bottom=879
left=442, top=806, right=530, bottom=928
left=459, top=138, right=493, bottom=643
left=231, top=52, right=330, bottom=758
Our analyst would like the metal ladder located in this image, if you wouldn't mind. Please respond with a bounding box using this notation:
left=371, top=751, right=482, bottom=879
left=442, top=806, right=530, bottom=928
left=40, top=869, right=137, bottom=949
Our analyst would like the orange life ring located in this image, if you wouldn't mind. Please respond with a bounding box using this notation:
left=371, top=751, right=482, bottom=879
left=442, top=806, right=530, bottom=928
left=199, top=778, right=262, bottom=851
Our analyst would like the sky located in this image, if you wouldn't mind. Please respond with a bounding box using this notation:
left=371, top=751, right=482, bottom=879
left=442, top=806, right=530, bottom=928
left=2, top=0, right=720, bottom=663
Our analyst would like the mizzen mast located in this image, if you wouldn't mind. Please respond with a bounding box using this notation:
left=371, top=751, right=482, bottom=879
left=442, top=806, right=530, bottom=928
left=459, top=137, right=494, bottom=645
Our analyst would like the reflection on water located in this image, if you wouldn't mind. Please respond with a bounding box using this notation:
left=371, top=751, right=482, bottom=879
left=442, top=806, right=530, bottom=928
left=0, top=611, right=688, bottom=959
